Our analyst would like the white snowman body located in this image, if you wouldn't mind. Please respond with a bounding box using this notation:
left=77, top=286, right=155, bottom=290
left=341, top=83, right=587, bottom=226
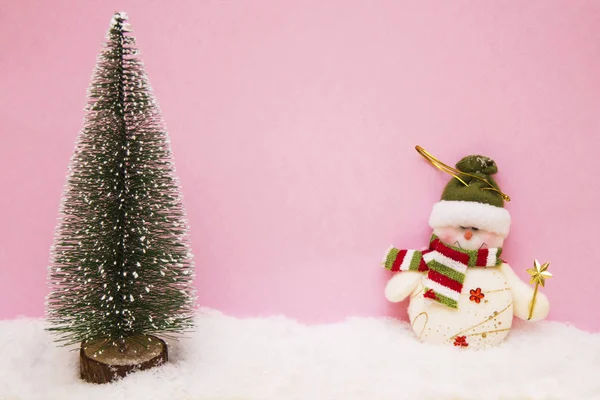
left=385, top=220, right=550, bottom=349
left=408, top=266, right=513, bottom=349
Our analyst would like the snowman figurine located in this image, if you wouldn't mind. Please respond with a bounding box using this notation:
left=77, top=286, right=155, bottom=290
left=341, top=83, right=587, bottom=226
left=383, top=153, right=549, bottom=349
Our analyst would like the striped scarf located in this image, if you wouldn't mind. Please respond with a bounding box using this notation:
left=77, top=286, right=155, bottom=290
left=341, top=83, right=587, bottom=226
left=383, top=236, right=503, bottom=309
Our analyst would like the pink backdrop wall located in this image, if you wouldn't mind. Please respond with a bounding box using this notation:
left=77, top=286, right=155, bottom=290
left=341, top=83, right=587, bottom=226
left=1, top=1, right=599, bottom=331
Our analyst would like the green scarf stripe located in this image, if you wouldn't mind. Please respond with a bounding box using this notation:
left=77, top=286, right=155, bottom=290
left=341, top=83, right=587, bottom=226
left=468, top=252, right=479, bottom=266
left=408, top=251, right=423, bottom=271
left=424, top=289, right=458, bottom=309
left=427, top=260, right=466, bottom=284
left=496, top=248, right=503, bottom=264
left=384, top=248, right=399, bottom=270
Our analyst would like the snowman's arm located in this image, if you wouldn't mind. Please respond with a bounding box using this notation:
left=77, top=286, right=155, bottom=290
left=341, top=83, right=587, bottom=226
left=499, top=262, right=549, bottom=321
left=385, top=271, right=422, bottom=303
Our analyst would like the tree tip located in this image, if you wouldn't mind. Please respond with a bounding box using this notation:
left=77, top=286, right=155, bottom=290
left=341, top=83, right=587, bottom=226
left=111, top=11, right=129, bottom=26
left=110, top=11, right=132, bottom=33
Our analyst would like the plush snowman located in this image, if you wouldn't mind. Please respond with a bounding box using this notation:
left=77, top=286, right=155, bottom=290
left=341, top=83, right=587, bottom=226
left=383, top=154, right=549, bottom=349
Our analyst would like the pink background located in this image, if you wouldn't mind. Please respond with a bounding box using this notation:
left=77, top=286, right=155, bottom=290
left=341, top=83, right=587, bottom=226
left=1, top=1, right=599, bottom=331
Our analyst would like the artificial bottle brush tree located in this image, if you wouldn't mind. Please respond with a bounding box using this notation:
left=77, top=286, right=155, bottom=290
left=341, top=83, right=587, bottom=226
left=47, top=12, right=195, bottom=384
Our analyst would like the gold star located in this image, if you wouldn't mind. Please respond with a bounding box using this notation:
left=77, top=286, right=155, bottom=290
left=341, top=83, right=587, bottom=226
left=526, top=259, right=552, bottom=287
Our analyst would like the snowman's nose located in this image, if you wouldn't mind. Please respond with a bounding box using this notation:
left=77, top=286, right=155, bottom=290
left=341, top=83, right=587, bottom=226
left=464, top=230, right=473, bottom=240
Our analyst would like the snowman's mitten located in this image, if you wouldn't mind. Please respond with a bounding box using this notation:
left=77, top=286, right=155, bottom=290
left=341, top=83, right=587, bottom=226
left=385, top=271, right=422, bottom=302
left=500, top=263, right=549, bottom=321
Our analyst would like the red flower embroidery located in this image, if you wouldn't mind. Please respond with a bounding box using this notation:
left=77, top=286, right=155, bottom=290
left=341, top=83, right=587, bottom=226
left=469, top=288, right=485, bottom=304
left=423, top=289, right=437, bottom=300
left=453, top=336, right=468, bottom=347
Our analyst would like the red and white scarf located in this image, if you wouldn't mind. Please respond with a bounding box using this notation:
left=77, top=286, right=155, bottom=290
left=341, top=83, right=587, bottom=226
left=383, top=236, right=503, bottom=308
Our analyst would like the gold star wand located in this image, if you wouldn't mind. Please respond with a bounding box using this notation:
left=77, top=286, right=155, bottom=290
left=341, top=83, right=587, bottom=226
left=526, top=259, right=553, bottom=320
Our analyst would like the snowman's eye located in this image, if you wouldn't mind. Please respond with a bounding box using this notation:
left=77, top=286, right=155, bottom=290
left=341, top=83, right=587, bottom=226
left=460, top=226, right=467, bottom=230
left=471, top=227, right=479, bottom=231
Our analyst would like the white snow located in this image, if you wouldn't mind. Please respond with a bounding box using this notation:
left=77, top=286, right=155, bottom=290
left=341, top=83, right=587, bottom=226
left=1, top=309, right=599, bottom=400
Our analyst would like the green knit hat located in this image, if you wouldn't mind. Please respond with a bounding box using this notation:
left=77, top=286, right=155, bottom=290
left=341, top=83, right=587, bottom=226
left=441, top=155, right=504, bottom=207
left=428, top=155, right=511, bottom=237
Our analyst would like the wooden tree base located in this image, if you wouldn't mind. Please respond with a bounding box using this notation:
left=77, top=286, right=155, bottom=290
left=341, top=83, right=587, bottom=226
left=80, top=334, right=168, bottom=384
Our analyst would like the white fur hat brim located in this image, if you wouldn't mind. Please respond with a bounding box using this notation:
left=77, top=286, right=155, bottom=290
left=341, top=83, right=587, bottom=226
left=428, top=200, right=511, bottom=237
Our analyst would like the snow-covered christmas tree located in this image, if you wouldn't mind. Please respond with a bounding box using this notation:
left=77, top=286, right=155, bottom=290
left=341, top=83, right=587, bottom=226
left=46, top=12, right=195, bottom=383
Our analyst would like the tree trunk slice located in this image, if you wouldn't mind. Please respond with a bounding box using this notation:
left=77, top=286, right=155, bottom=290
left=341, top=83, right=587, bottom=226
left=80, top=334, right=168, bottom=384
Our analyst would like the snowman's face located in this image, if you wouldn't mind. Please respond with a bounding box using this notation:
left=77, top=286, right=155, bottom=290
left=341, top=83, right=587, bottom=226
left=433, top=226, right=504, bottom=250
